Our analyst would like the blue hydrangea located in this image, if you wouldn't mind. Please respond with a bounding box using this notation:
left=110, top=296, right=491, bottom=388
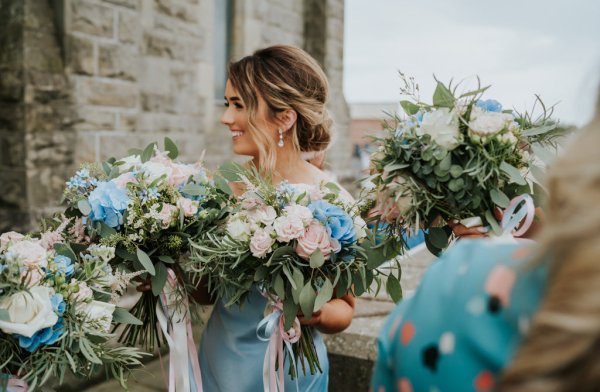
left=17, top=318, right=64, bottom=352
left=51, top=255, right=74, bottom=277
left=476, top=99, right=503, bottom=113
left=309, top=200, right=357, bottom=247
left=88, top=181, right=130, bottom=228
left=51, top=294, right=66, bottom=316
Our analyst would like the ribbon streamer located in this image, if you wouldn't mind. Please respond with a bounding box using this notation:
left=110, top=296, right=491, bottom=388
left=501, top=194, right=535, bottom=237
left=256, top=301, right=301, bottom=392
left=156, top=268, right=203, bottom=392
left=3, top=377, right=28, bottom=392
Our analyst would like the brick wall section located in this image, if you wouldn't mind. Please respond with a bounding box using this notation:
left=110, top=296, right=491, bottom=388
left=65, top=0, right=213, bottom=165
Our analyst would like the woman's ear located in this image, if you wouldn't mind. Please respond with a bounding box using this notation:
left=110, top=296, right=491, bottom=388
left=277, top=109, right=298, bottom=131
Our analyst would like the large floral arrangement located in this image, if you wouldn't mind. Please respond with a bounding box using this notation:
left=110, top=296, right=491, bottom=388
left=0, top=227, right=145, bottom=390
left=371, top=74, right=566, bottom=254
left=61, top=138, right=231, bottom=350
left=186, top=164, right=395, bottom=383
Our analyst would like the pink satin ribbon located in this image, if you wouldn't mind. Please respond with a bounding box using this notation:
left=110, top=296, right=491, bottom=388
left=501, top=194, right=535, bottom=237
left=6, top=378, right=28, bottom=392
left=258, top=300, right=301, bottom=392
left=157, top=268, right=203, bottom=392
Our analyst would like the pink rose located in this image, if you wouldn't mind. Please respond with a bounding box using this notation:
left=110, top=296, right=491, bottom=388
left=250, top=228, right=275, bottom=258
left=70, top=280, right=93, bottom=301
left=240, top=192, right=264, bottom=210
left=7, top=240, right=48, bottom=268
left=170, top=163, right=199, bottom=187
left=0, top=231, right=24, bottom=251
left=177, top=197, right=198, bottom=217
left=283, top=204, right=313, bottom=223
left=20, top=267, right=45, bottom=288
left=296, top=220, right=334, bottom=260
left=158, top=203, right=178, bottom=228
left=273, top=216, right=305, bottom=242
left=112, top=172, right=137, bottom=189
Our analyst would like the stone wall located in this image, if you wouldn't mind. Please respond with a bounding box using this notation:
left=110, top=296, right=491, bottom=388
left=0, top=0, right=352, bottom=232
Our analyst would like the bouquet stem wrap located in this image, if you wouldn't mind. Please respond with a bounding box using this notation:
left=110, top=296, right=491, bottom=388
left=256, top=301, right=301, bottom=392
left=156, top=268, right=203, bottom=392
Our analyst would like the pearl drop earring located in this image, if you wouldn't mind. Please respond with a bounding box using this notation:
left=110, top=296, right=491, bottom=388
left=278, top=128, right=284, bottom=148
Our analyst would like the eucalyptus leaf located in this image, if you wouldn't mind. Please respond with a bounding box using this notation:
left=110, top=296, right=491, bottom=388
left=127, top=148, right=143, bottom=156
left=98, top=222, right=117, bottom=238
left=214, top=175, right=233, bottom=196
left=254, top=266, right=268, bottom=282
left=438, top=153, right=452, bottom=171
left=218, top=161, right=245, bottom=182
left=77, top=199, right=92, bottom=216
left=490, top=188, right=510, bottom=208
left=141, top=142, right=156, bottom=163
left=521, top=123, right=557, bottom=137
left=54, top=243, right=78, bottom=263
left=313, top=278, right=333, bottom=313
left=432, top=81, right=455, bottom=108
left=400, top=100, right=420, bottom=115
left=273, top=274, right=286, bottom=300
left=428, top=227, right=449, bottom=249
left=291, top=267, right=304, bottom=303
left=113, top=307, right=143, bottom=325
left=0, top=309, right=9, bottom=321
left=181, top=183, right=206, bottom=196
left=102, top=161, right=112, bottom=176
left=151, top=262, right=168, bottom=296
left=384, top=163, right=409, bottom=173
left=136, top=248, right=156, bottom=276
left=299, top=282, right=317, bottom=320
left=283, top=296, right=298, bottom=331
left=158, top=255, right=175, bottom=264
left=500, top=162, right=527, bottom=185
left=386, top=275, right=403, bottom=303
left=281, top=265, right=297, bottom=290
left=449, top=165, right=463, bottom=178
left=485, top=210, right=502, bottom=236
left=531, top=143, right=556, bottom=165
left=164, top=137, right=179, bottom=159
left=309, top=249, right=325, bottom=269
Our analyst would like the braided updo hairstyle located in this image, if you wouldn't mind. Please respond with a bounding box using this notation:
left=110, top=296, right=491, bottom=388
left=227, top=45, right=332, bottom=172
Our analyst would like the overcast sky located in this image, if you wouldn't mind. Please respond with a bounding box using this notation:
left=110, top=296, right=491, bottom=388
left=343, top=0, right=600, bottom=126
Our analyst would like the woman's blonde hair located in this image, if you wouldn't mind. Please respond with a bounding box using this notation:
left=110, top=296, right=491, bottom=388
left=499, top=93, right=600, bottom=391
left=227, top=45, right=332, bottom=172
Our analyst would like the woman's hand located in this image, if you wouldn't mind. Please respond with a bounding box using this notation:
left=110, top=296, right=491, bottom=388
left=298, top=294, right=355, bottom=334
left=449, top=207, right=544, bottom=240
left=135, top=277, right=152, bottom=292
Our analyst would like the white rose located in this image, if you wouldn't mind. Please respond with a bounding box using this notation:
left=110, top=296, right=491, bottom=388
left=249, top=205, right=278, bottom=226
left=468, top=107, right=514, bottom=138
left=6, top=240, right=49, bottom=269
left=249, top=229, right=275, bottom=258
left=0, top=231, right=24, bottom=252
left=0, top=286, right=58, bottom=337
left=177, top=197, right=199, bottom=217
left=76, top=300, right=115, bottom=332
left=417, top=108, right=461, bottom=150
left=226, top=217, right=250, bottom=242
left=273, top=215, right=305, bottom=242
left=353, top=216, right=367, bottom=240
left=283, top=204, right=313, bottom=224
left=142, top=161, right=173, bottom=183
left=116, top=155, right=142, bottom=172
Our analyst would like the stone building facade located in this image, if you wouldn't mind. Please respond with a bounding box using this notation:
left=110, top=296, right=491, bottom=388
left=0, top=0, right=350, bottom=232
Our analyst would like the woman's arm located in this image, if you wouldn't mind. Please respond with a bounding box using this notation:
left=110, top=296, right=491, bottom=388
left=299, top=294, right=355, bottom=334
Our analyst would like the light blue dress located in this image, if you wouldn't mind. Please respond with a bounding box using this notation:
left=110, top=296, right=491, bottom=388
left=199, top=287, right=329, bottom=391
left=371, top=239, right=547, bottom=392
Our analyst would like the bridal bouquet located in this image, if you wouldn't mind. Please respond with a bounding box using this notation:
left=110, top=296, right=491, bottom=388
left=186, top=163, right=393, bottom=383
left=371, top=74, right=565, bottom=254
left=61, top=138, right=231, bottom=351
left=0, top=229, right=145, bottom=390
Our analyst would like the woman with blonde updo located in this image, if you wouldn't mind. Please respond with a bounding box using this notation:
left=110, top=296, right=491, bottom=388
left=197, top=45, right=355, bottom=391
left=371, top=90, right=600, bottom=392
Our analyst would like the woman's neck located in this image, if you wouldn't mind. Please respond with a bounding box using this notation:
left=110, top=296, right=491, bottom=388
left=252, top=150, right=314, bottom=184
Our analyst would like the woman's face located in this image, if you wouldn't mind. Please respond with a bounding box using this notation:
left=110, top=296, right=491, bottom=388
left=221, top=80, right=276, bottom=158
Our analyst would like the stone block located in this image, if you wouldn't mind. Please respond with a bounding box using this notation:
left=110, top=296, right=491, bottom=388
left=0, top=66, right=24, bottom=101
left=118, top=10, right=141, bottom=44
left=154, top=0, right=199, bottom=24
left=78, top=78, right=138, bottom=108
left=68, top=35, right=95, bottom=75
left=0, top=208, right=30, bottom=233
left=0, top=168, right=27, bottom=209
left=103, top=0, right=140, bottom=9
left=98, top=43, right=138, bottom=81
left=28, top=164, right=74, bottom=206
left=143, top=32, right=186, bottom=61
left=137, top=113, right=187, bottom=133
left=0, top=131, right=25, bottom=168
left=23, top=29, right=64, bottom=73
left=116, top=112, right=138, bottom=131
left=139, top=58, right=170, bottom=94
left=0, top=104, right=23, bottom=132
left=74, top=130, right=98, bottom=164
left=141, top=92, right=177, bottom=113
left=73, top=107, right=116, bottom=131
left=70, top=0, right=114, bottom=38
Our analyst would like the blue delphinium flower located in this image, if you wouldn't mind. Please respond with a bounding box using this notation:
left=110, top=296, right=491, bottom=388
left=476, top=99, right=503, bottom=113
left=51, top=255, right=74, bottom=278
left=309, top=200, right=357, bottom=247
left=17, top=318, right=64, bottom=352
left=88, top=181, right=130, bottom=228
left=66, top=168, right=98, bottom=190
left=51, top=293, right=66, bottom=316
left=139, top=187, right=160, bottom=204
